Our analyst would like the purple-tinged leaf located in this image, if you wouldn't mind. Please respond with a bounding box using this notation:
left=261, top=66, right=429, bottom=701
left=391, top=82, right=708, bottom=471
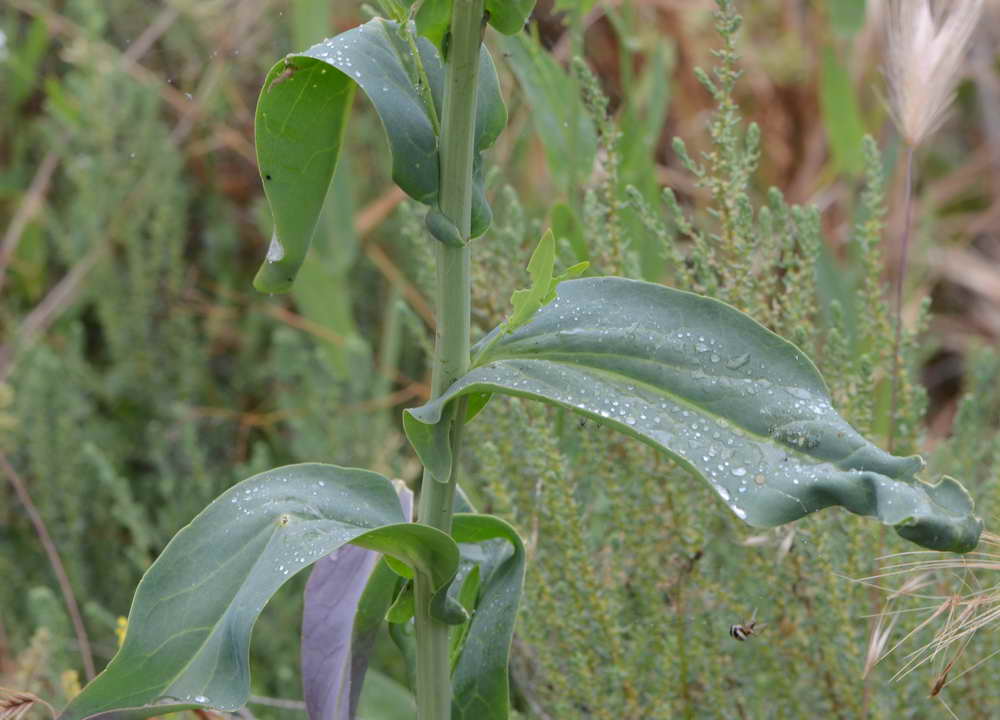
left=302, top=484, right=413, bottom=720
left=58, top=466, right=455, bottom=720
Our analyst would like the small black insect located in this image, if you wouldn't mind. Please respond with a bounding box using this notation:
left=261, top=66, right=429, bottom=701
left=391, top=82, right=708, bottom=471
left=729, top=609, right=760, bottom=641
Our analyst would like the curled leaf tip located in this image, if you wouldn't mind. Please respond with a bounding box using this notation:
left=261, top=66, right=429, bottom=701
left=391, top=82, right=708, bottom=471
left=894, top=475, right=982, bottom=553
left=405, top=277, right=983, bottom=554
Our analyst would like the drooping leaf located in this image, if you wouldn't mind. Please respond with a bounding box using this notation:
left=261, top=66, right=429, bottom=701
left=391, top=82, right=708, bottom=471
left=405, top=278, right=982, bottom=552
left=301, top=482, right=414, bottom=720
left=450, top=514, right=525, bottom=720
left=254, top=18, right=506, bottom=292
left=486, top=0, right=536, bottom=35
left=59, top=464, right=459, bottom=720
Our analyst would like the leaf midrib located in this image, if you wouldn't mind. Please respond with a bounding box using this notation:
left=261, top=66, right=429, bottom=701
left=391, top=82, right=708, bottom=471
left=468, top=353, right=869, bottom=476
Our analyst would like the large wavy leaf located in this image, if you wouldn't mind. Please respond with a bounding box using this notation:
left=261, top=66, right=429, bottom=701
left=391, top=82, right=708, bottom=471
left=59, top=465, right=458, bottom=720
left=254, top=17, right=506, bottom=292
left=405, top=277, right=982, bottom=552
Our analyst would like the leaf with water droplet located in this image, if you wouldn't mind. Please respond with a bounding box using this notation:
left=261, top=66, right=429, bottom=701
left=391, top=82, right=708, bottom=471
left=405, top=278, right=982, bottom=552
left=60, top=464, right=458, bottom=720
left=254, top=18, right=506, bottom=292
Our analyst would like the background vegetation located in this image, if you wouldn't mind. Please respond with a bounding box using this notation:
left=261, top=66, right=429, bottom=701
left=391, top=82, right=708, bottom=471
left=2, top=0, right=999, bottom=717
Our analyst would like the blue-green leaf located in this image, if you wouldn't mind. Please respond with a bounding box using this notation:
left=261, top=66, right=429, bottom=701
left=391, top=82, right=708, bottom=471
left=405, top=278, right=982, bottom=552
left=254, top=18, right=506, bottom=292
left=450, top=514, right=525, bottom=720
left=59, top=464, right=459, bottom=720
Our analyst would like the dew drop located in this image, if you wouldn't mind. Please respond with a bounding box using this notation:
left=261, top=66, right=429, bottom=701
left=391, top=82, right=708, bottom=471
left=266, top=233, right=285, bottom=262
left=726, top=352, right=751, bottom=370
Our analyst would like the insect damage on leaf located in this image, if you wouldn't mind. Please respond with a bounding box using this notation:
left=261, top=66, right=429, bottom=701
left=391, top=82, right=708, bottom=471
left=266, top=59, right=298, bottom=91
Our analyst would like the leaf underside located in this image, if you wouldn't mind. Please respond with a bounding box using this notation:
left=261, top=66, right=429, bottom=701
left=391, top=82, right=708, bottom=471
left=254, top=18, right=506, bottom=293
left=406, top=277, right=982, bottom=552
left=59, top=464, right=458, bottom=720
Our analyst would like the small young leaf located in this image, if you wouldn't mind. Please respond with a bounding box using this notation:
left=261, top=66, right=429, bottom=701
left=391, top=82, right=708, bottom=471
left=59, top=464, right=459, bottom=720
left=406, top=278, right=982, bottom=553
left=508, top=229, right=588, bottom=331
left=508, top=229, right=557, bottom=330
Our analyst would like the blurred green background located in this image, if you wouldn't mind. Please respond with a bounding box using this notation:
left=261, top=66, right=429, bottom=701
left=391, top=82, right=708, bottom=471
left=3, top=0, right=1000, bottom=717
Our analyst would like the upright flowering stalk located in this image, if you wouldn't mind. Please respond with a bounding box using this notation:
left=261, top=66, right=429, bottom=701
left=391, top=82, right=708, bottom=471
left=884, top=0, right=982, bottom=449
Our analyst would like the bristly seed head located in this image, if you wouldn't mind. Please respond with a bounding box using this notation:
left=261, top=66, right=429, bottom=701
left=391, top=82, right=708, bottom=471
left=885, top=0, right=983, bottom=148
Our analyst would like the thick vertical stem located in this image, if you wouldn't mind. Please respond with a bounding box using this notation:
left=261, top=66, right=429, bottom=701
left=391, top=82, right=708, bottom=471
left=413, top=2, right=484, bottom=719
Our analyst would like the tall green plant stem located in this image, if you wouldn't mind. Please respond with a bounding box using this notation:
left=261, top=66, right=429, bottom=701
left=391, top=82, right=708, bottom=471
left=413, top=2, right=484, bottom=719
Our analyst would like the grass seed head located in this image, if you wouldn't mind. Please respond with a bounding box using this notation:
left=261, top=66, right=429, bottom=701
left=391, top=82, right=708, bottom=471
left=885, top=0, right=983, bottom=147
